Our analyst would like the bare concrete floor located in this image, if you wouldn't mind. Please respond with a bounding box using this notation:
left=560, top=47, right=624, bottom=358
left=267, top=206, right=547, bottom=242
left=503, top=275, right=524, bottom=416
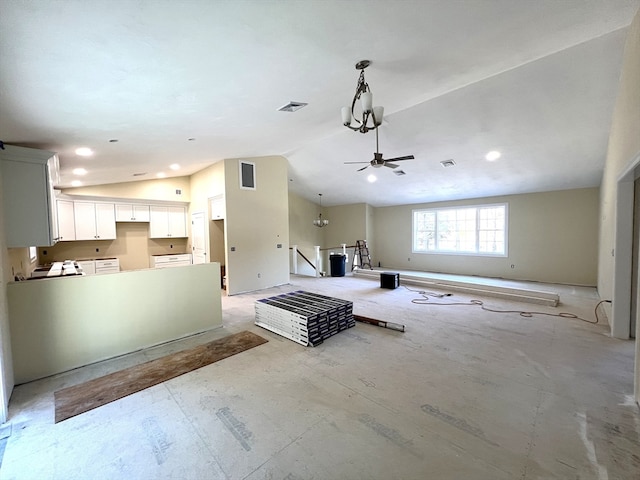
left=1, top=274, right=638, bottom=479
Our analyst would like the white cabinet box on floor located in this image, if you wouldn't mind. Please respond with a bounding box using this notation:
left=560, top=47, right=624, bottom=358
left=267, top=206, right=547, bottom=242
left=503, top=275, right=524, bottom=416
left=77, top=258, right=119, bottom=275
left=150, top=254, right=192, bottom=268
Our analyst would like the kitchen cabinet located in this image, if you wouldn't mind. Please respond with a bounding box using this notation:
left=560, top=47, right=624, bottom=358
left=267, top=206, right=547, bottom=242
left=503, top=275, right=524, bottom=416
left=150, top=254, right=192, bottom=268
left=0, top=145, right=60, bottom=247
left=95, top=258, right=120, bottom=274
left=210, top=194, right=225, bottom=220
left=115, top=204, right=150, bottom=222
left=56, top=199, right=76, bottom=241
left=77, top=260, right=96, bottom=275
left=149, top=206, right=187, bottom=238
left=74, top=201, right=117, bottom=240
left=77, top=258, right=119, bottom=274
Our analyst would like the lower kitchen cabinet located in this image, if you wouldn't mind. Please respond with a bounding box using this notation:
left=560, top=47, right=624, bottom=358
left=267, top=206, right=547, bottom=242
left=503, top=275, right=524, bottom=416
left=78, top=258, right=120, bottom=275
left=150, top=254, right=192, bottom=268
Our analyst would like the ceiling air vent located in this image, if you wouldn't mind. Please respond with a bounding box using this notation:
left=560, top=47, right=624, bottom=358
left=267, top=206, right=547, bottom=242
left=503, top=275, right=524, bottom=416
left=277, top=101, right=308, bottom=112
left=440, top=159, right=456, bottom=168
left=394, top=169, right=406, bottom=176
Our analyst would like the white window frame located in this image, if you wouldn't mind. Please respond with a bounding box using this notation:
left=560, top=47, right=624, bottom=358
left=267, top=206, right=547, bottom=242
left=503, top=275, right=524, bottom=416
left=239, top=161, right=256, bottom=190
left=412, top=203, right=508, bottom=257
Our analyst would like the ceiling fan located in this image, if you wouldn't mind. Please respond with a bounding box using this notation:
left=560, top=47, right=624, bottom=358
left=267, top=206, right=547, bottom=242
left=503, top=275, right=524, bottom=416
left=344, top=126, right=415, bottom=172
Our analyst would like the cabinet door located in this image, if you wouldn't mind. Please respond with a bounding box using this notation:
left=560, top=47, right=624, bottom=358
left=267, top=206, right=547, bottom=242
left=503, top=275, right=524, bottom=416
left=149, top=206, right=169, bottom=238
left=0, top=149, right=58, bottom=247
left=95, top=203, right=116, bottom=239
left=210, top=195, right=225, bottom=220
left=73, top=202, right=97, bottom=240
left=115, top=204, right=133, bottom=222
left=132, top=205, right=150, bottom=222
left=56, top=199, right=76, bottom=241
left=168, top=206, right=187, bottom=237
left=116, top=204, right=150, bottom=222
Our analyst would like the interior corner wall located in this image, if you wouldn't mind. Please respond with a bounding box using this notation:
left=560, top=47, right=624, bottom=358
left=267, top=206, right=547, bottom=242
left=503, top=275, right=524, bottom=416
left=324, top=203, right=368, bottom=272
left=596, top=8, right=640, bottom=403
left=190, top=161, right=225, bottom=262
left=288, top=192, right=325, bottom=276
left=224, top=156, right=289, bottom=294
left=598, top=9, right=640, bottom=308
left=0, top=165, right=15, bottom=421
left=374, top=188, right=599, bottom=286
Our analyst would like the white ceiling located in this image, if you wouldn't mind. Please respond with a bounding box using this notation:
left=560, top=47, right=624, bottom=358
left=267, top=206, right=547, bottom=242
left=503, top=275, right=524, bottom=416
left=1, top=0, right=638, bottom=207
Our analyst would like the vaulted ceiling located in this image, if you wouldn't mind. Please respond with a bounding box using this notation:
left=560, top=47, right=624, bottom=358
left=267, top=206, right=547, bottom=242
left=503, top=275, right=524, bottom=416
left=1, top=1, right=638, bottom=207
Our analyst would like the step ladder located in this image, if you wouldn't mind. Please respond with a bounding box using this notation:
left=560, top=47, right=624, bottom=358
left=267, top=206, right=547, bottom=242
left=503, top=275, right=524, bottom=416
left=353, top=240, right=373, bottom=271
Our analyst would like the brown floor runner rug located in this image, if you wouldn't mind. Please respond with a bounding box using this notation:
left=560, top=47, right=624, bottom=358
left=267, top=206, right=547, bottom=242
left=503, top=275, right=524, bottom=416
left=54, top=330, right=268, bottom=423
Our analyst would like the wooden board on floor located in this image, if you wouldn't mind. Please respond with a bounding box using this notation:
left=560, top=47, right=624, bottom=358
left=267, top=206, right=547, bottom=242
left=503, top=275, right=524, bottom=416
left=54, top=330, right=268, bottom=423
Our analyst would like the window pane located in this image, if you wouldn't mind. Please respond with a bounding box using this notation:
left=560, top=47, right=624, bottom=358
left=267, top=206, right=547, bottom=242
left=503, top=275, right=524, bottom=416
left=413, top=204, right=506, bottom=256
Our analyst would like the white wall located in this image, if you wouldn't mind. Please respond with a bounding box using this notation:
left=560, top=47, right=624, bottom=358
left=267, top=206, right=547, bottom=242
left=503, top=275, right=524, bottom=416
left=224, top=156, right=290, bottom=294
left=323, top=203, right=369, bottom=272
left=374, top=188, right=599, bottom=286
left=190, top=161, right=226, bottom=264
left=288, top=192, right=324, bottom=276
left=596, top=8, right=640, bottom=400
left=0, top=165, right=15, bottom=421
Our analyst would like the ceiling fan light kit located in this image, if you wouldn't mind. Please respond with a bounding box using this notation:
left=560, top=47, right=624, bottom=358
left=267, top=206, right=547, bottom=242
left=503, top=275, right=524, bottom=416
left=341, top=60, right=384, bottom=133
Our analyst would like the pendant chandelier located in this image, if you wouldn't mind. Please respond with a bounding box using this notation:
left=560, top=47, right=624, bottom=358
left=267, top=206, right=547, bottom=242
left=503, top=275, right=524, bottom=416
left=341, top=60, right=384, bottom=134
left=313, top=193, right=329, bottom=227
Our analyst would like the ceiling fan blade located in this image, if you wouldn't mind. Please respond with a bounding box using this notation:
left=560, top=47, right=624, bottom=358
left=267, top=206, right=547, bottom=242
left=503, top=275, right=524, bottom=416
left=385, top=155, right=415, bottom=162
left=357, top=165, right=369, bottom=172
left=344, top=161, right=370, bottom=164
left=384, top=162, right=399, bottom=169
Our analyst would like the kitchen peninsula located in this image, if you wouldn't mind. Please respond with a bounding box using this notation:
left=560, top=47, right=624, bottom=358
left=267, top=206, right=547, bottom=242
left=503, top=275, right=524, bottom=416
left=8, top=262, right=222, bottom=383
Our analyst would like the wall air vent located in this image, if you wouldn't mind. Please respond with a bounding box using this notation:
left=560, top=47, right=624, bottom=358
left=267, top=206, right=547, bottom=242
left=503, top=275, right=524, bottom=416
left=277, top=101, right=308, bottom=112
left=440, top=159, right=456, bottom=168
left=394, top=169, right=406, bottom=176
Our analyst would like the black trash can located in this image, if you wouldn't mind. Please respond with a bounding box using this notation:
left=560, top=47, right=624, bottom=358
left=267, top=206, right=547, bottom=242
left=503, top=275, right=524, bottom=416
left=329, top=254, right=346, bottom=277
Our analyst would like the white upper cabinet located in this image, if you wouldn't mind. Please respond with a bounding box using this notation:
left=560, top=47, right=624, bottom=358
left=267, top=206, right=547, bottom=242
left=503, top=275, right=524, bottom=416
left=74, top=202, right=116, bottom=240
left=115, top=204, right=150, bottom=222
left=149, top=206, right=187, bottom=238
left=56, top=199, right=76, bottom=241
left=0, top=145, right=60, bottom=247
left=210, top=194, right=225, bottom=220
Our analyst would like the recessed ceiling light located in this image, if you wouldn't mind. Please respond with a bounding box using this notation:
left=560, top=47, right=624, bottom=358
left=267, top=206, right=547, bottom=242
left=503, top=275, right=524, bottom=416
left=72, top=168, right=87, bottom=175
left=108, top=139, right=119, bottom=143
left=156, top=172, right=166, bottom=178
left=71, top=180, right=82, bottom=187
left=169, top=163, right=180, bottom=170
left=75, top=147, right=93, bottom=157
left=188, top=138, right=196, bottom=141
left=132, top=172, right=147, bottom=177
left=485, top=150, right=501, bottom=161
left=367, top=174, right=377, bottom=183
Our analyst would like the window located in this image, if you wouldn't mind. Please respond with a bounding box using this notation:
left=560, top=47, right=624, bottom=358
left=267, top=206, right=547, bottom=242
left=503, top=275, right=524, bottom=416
left=413, top=203, right=507, bottom=256
left=29, top=246, right=37, bottom=262
left=239, top=161, right=256, bottom=190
